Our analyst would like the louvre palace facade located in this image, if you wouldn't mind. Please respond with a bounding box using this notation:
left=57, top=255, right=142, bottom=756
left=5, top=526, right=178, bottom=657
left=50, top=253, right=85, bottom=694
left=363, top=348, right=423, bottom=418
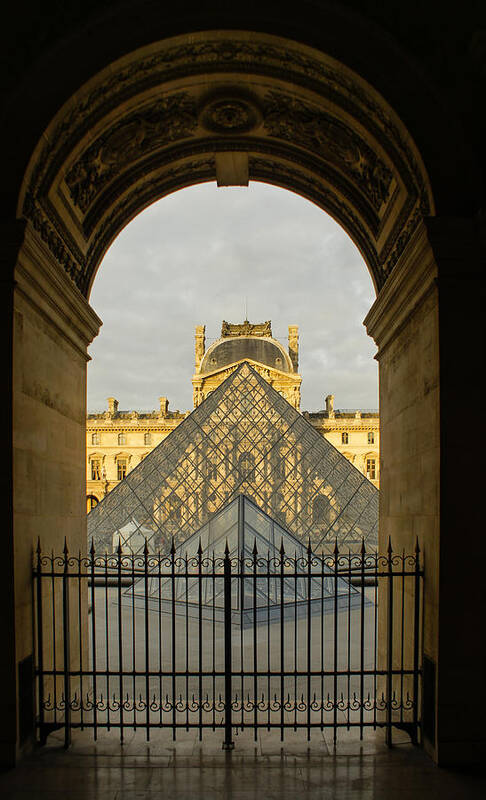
left=86, top=320, right=380, bottom=510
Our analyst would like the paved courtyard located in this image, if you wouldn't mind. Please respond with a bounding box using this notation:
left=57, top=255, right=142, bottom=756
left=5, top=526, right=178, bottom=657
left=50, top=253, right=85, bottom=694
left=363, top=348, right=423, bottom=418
left=1, top=725, right=484, bottom=799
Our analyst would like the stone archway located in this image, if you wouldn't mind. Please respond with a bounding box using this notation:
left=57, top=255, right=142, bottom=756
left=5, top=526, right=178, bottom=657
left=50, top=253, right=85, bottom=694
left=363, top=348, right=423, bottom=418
left=5, top=16, right=484, bottom=771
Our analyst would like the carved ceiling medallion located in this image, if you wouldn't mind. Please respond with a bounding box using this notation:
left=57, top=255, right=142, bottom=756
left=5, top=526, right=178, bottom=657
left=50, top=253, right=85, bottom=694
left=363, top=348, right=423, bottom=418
left=199, top=93, right=261, bottom=134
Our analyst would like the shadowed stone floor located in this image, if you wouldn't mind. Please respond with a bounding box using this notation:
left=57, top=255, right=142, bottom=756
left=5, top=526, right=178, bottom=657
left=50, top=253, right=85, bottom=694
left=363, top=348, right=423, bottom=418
left=1, top=727, right=485, bottom=799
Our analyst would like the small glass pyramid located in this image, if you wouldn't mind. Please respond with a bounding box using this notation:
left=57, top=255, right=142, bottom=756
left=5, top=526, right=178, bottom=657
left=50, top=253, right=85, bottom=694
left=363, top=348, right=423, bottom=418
left=126, top=494, right=361, bottom=627
left=88, top=362, right=378, bottom=554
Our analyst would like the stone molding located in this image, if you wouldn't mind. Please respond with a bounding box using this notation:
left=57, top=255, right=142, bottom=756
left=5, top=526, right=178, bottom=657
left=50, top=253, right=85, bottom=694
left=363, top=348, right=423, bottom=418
left=14, top=224, right=101, bottom=360
left=364, top=219, right=438, bottom=357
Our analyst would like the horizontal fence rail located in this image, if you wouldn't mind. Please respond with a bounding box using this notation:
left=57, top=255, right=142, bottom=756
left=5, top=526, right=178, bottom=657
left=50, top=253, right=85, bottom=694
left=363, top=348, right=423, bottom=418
left=33, top=539, right=423, bottom=750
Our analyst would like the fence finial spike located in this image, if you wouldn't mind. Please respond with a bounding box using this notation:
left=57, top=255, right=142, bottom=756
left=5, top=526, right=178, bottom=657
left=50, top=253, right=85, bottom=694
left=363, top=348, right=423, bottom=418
left=90, top=538, right=95, bottom=556
left=143, top=537, right=149, bottom=556
left=361, top=537, right=366, bottom=556
left=415, top=535, right=420, bottom=554
left=197, top=538, right=203, bottom=556
left=280, top=538, right=285, bottom=556
left=170, top=537, right=176, bottom=556
left=117, top=537, right=122, bottom=556
left=224, top=539, right=230, bottom=557
left=252, top=538, right=258, bottom=556
left=36, top=537, right=41, bottom=555
left=387, top=535, right=393, bottom=555
left=334, top=538, right=339, bottom=556
left=307, top=537, right=312, bottom=556
left=63, top=536, right=68, bottom=555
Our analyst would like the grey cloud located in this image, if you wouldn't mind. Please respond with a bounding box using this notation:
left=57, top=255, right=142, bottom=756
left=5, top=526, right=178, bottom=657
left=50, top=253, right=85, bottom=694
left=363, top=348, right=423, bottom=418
left=88, top=183, right=378, bottom=413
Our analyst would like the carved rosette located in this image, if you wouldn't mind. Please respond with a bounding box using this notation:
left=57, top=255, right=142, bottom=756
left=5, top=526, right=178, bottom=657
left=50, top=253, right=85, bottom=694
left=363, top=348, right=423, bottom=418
left=199, top=93, right=262, bottom=134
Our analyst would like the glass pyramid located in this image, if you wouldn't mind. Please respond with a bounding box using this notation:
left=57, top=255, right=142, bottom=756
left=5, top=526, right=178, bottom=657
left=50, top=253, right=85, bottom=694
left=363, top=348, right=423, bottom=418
left=88, top=362, right=378, bottom=555
left=126, top=494, right=361, bottom=626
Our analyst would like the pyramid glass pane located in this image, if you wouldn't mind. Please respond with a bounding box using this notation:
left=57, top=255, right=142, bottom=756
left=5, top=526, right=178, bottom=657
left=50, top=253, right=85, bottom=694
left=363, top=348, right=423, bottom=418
left=88, top=362, right=378, bottom=555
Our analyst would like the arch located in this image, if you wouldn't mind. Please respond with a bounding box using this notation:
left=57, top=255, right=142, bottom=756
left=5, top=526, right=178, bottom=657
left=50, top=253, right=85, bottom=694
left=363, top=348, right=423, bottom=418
left=4, top=7, right=484, bottom=771
left=18, top=31, right=434, bottom=298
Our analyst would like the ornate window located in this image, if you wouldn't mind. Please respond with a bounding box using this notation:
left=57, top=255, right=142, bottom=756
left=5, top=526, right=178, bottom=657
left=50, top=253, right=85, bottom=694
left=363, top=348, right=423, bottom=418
left=366, top=458, right=376, bottom=480
left=117, top=459, right=128, bottom=480
left=368, top=432, right=375, bottom=444
left=90, top=460, right=101, bottom=481
left=144, top=432, right=152, bottom=445
left=342, top=432, right=349, bottom=444
left=118, top=433, right=126, bottom=445
left=91, top=432, right=100, bottom=445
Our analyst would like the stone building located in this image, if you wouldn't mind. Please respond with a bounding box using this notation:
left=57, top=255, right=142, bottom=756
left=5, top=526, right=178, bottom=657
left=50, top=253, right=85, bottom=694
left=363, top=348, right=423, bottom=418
left=86, top=320, right=379, bottom=509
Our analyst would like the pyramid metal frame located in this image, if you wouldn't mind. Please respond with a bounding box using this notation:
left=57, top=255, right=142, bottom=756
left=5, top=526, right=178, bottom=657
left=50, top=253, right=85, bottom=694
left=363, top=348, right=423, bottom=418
left=88, top=362, right=378, bottom=555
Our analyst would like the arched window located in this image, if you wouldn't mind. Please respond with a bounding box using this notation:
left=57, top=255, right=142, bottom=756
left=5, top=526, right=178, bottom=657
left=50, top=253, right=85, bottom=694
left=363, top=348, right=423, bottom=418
left=91, top=432, right=100, bottom=445
left=144, top=432, right=152, bottom=445
left=90, top=459, right=101, bottom=481
left=368, top=431, right=375, bottom=444
left=86, top=495, right=99, bottom=513
left=342, top=432, right=349, bottom=444
left=118, top=432, right=126, bottom=445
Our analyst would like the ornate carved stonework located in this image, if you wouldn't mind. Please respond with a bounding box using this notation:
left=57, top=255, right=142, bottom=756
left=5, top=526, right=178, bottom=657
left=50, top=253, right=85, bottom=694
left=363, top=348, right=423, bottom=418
left=65, top=93, right=197, bottom=212
left=200, top=92, right=262, bottom=134
left=20, top=32, right=433, bottom=296
left=263, top=91, right=393, bottom=212
left=221, top=320, right=272, bottom=337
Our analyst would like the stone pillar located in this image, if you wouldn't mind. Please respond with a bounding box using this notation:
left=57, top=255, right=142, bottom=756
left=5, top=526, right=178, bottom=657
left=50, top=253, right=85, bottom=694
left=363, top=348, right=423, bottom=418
left=325, top=394, right=334, bottom=418
left=195, top=325, right=205, bottom=370
left=364, top=216, right=484, bottom=766
left=288, top=325, right=299, bottom=372
left=9, top=222, right=101, bottom=766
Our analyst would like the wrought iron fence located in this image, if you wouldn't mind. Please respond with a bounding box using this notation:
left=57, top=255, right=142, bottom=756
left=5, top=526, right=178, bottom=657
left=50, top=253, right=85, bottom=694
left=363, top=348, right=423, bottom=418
left=33, top=538, right=422, bottom=750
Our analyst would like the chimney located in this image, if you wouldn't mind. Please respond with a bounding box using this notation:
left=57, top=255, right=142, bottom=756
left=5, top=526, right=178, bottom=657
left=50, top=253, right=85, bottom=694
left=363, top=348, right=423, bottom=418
left=325, top=394, right=334, bottom=418
left=107, top=397, right=118, bottom=416
left=195, top=325, right=206, bottom=370
left=159, top=397, right=169, bottom=415
left=288, top=325, right=299, bottom=372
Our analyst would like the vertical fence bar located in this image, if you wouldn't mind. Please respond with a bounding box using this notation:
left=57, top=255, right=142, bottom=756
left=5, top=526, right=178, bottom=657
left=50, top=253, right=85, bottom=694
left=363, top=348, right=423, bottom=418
left=36, top=540, right=45, bottom=743
left=104, top=549, right=110, bottom=733
left=170, top=539, right=176, bottom=741
left=90, top=542, right=97, bottom=740
left=333, top=540, right=339, bottom=744
left=77, top=550, right=84, bottom=732
left=306, top=541, right=312, bottom=741
left=222, top=542, right=234, bottom=750
left=279, top=541, right=285, bottom=742
left=117, top=541, right=124, bottom=742
left=144, top=540, right=150, bottom=741
left=62, top=539, right=71, bottom=749
left=360, top=540, right=365, bottom=740
left=412, top=538, right=421, bottom=745
left=253, top=541, right=258, bottom=741
left=198, top=540, right=203, bottom=741
left=386, top=537, right=394, bottom=747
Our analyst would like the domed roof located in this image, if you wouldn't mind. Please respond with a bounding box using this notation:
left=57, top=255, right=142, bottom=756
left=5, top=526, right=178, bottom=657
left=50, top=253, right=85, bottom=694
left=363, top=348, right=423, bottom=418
left=200, top=336, right=293, bottom=374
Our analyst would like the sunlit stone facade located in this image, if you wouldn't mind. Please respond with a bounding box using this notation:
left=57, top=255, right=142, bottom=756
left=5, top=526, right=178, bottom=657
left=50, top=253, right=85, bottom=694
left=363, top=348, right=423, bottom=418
left=87, top=320, right=379, bottom=510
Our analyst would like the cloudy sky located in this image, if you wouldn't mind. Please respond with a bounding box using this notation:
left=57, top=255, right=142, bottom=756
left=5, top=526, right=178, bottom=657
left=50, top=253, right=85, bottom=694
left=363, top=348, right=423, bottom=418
left=87, top=182, right=378, bottom=414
